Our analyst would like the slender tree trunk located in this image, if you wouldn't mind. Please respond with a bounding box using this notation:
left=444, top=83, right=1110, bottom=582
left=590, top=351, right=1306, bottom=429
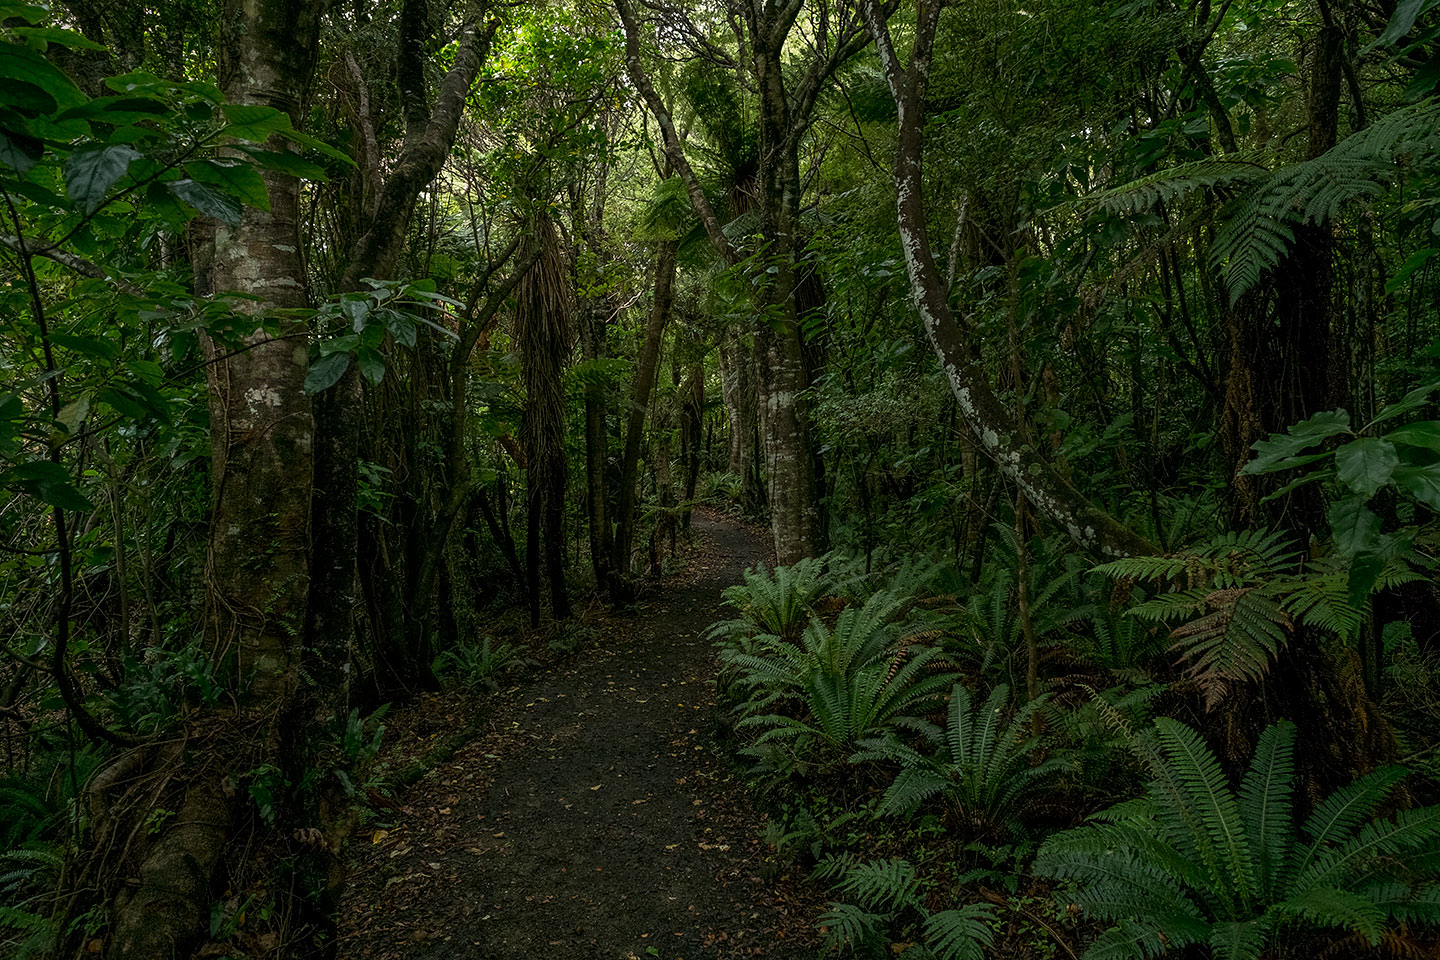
left=859, top=0, right=1155, bottom=560
left=579, top=297, right=614, bottom=586
left=611, top=239, right=677, bottom=599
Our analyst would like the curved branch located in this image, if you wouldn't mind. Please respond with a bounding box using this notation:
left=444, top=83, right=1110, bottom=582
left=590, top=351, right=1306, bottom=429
left=858, top=0, right=1156, bottom=559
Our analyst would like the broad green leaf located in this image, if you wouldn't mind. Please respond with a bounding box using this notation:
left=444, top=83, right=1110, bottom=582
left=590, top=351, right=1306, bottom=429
left=48, top=333, right=121, bottom=360
left=1370, top=0, right=1438, bottom=49
left=0, top=3, right=53, bottom=24
left=1393, top=463, right=1440, bottom=510
left=1334, top=438, right=1399, bottom=496
left=277, top=127, right=354, bottom=165
left=304, top=352, right=350, bottom=393
left=9, top=460, right=93, bottom=511
left=1385, top=421, right=1440, bottom=452
left=0, top=45, right=86, bottom=111
left=0, top=127, right=43, bottom=174
left=340, top=297, right=370, bottom=331
left=55, top=395, right=90, bottom=435
left=56, top=95, right=170, bottom=126
left=0, top=79, right=57, bottom=116
left=12, top=26, right=107, bottom=50
left=318, top=334, right=359, bottom=356
left=1328, top=494, right=1381, bottom=558
left=357, top=348, right=385, bottom=385
left=1368, top=381, right=1440, bottom=428
left=220, top=103, right=293, bottom=142
left=184, top=158, right=269, bottom=211
left=65, top=143, right=140, bottom=214
left=236, top=145, right=328, bottom=181
left=377, top=308, right=417, bottom=348
left=168, top=178, right=244, bottom=226
left=1242, top=410, right=1351, bottom=475
left=1347, top=553, right=1386, bottom=610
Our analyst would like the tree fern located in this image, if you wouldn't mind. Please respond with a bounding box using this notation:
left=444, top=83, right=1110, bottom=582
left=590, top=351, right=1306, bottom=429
left=1036, top=718, right=1440, bottom=959
left=1212, top=97, right=1440, bottom=301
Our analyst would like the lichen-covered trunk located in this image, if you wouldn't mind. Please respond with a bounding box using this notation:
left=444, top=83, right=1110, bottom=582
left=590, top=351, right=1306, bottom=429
left=859, top=0, right=1155, bottom=561
left=756, top=75, right=824, bottom=564
left=107, top=2, right=324, bottom=958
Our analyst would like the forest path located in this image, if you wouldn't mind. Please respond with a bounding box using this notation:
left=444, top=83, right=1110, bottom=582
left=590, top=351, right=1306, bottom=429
left=338, top=509, right=822, bottom=960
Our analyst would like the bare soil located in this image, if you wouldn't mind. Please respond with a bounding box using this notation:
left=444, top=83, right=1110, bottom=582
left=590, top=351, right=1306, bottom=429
left=338, top=509, right=824, bottom=960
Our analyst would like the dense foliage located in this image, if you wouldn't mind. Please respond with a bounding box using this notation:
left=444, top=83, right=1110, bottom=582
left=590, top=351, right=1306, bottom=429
left=1, top=0, right=1438, bottom=957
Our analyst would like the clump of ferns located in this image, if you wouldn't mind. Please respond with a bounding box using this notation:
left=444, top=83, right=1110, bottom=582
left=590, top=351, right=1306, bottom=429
left=1036, top=717, right=1440, bottom=960
left=1094, top=529, right=1431, bottom=709
left=812, top=855, right=998, bottom=960
left=851, top=683, right=1077, bottom=841
left=722, top=590, right=959, bottom=778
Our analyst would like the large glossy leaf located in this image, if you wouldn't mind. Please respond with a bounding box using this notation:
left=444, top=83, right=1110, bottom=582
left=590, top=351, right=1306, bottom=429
left=1242, top=410, right=1351, bottom=475
left=305, top=352, right=350, bottom=393
left=64, top=144, right=140, bottom=214
left=220, top=103, right=293, bottom=142
left=1393, top=463, right=1440, bottom=510
left=1334, top=438, right=1398, bottom=497
left=168, top=178, right=244, bottom=226
left=184, top=158, right=269, bottom=211
left=1327, top=495, right=1381, bottom=558
left=1385, top=421, right=1440, bottom=452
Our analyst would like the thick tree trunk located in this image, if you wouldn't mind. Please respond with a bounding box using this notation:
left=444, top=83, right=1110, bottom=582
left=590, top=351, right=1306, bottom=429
left=612, top=239, right=677, bottom=598
left=516, top=216, right=573, bottom=623
left=108, top=2, right=325, bottom=958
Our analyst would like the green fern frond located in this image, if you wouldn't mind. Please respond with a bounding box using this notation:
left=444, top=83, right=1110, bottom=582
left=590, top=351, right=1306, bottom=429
left=921, top=904, right=996, bottom=960
left=817, top=901, right=888, bottom=953
left=1238, top=720, right=1297, bottom=901
left=1081, top=156, right=1267, bottom=214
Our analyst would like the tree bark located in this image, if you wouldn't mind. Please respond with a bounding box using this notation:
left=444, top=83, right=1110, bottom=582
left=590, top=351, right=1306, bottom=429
left=108, top=2, right=325, bottom=957
left=859, top=0, right=1155, bottom=560
left=612, top=239, right=678, bottom=599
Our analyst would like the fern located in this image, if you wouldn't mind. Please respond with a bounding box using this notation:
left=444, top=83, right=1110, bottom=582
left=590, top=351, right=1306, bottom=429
left=1211, top=97, right=1440, bottom=300
left=814, top=857, right=996, bottom=960
left=728, top=589, right=958, bottom=767
left=1081, top=155, right=1268, bottom=214
left=857, top=683, right=1071, bottom=836
left=922, top=904, right=996, bottom=960
left=1036, top=718, right=1440, bottom=959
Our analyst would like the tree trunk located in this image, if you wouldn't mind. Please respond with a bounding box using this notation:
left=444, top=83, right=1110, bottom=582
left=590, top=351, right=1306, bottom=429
left=611, top=239, right=677, bottom=599
left=108, top=2, right=325, bottom=957
left=859, top=0, right=1155, bottom=560
left=516, top=215, right=573, bottom=623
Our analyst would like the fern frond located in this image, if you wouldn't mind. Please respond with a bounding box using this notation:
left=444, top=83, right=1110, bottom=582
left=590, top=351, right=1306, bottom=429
left=1238, top=720, right=1297, bottom=901
left=921, top=904, right=996, bottom=960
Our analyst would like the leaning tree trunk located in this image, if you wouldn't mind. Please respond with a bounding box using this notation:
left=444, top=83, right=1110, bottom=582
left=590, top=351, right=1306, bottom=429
left=516, top=215, right=574, bottom=624
left=859, top=0, right=1155, bottom=561
left=106, top=2, right=325, bottom=958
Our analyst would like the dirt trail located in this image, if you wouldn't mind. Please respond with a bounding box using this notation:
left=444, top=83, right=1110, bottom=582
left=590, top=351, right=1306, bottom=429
left=339, top=510, right=822, bottom=960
